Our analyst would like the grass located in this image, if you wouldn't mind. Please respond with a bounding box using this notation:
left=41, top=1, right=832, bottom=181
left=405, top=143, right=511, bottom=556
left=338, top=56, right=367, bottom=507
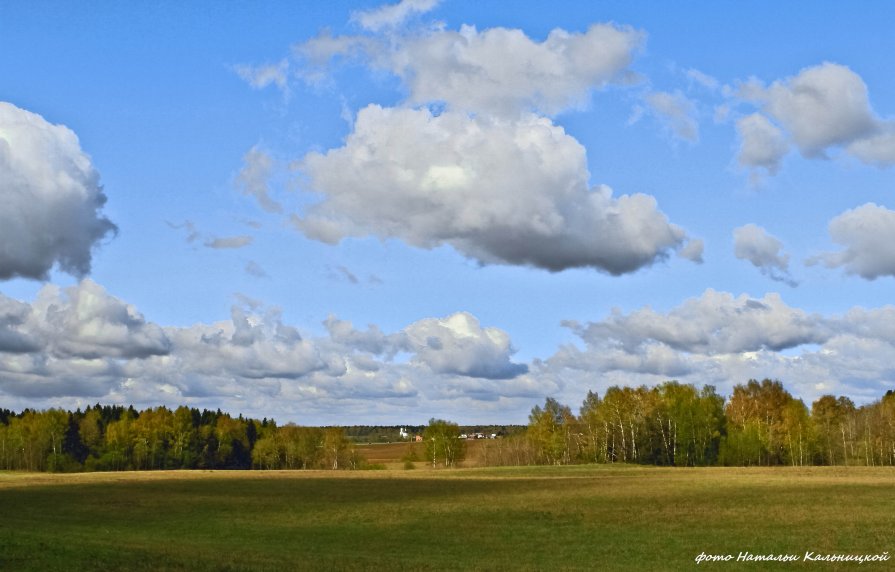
left=0, top=465, right=893, bottom=571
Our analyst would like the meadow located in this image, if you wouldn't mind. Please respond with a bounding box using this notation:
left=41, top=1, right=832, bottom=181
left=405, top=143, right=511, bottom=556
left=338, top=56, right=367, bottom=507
left=1, top=460, right=893, bottom=571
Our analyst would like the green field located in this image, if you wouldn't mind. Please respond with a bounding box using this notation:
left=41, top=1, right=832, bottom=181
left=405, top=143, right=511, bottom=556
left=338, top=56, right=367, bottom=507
left=1, top=465, right=892, bottom=571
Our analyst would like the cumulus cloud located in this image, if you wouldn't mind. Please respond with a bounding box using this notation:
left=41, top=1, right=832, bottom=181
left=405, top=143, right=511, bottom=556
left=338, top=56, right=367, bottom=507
left=566, top=290, right=827, bottom=357
left=404, top=312, right=527, bottom=379
left=736, top=113, right=789, bottom=175
left=739, top=62, right=895, bottom=169
left=0, top=280, right=170, bottom=397
left=32, top=280, right=172, bottom=359
left=295, top=20, right=642, bottom=117
left=0, top=282, right=532, bottom=420
left=644, top=91, right=699, bottom=142
left=733, top=224, right=797, bottom=286
left=4, top=281, right=895, bottom=419
left=297, top=105, right=692, bottom=274
left=810, top=203, right=895, bottom=279
left=550, top=289, right=895, bottom=406
left=237, top=146, right=282, bottom=213
left=388, top=23, right=643, bottom=116
left=277, top=10, right=692, bottom=276
left=678, top=238, right=704, bottom=264
left=0, top=102, right=117, bottom=280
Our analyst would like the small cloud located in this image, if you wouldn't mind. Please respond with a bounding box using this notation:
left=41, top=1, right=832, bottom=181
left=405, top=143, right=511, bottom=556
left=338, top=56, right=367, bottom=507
left=678, top=238, right=704, bottom=264
left=644, top=90, right=699, bottom=143
left=685, top=68, right=720, bottom=91
left=204, top=235, right=253, bottom=250
left=234, top=60, right=289, bottom=92
left=237, top=146, right=283, bottom=214
left=810, top=203, right=895, bottom=280
left=733, top=224, right=797, bottom=287
left=735, top=113, right=789, bottom=178
left=167, top=220, right=200, bottom=244
left=245, top=260, right=268, bottom=278
left=350, top=0, right=441, bottom=32
left=327, top=265, right=360, bottom=284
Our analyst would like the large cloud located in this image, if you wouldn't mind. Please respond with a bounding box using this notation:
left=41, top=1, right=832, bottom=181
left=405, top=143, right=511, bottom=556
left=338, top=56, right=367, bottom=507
left=0, top=282, right=532, bottom=421
left=0, top=102, right=117, bottom=280
left=551, top=290, right=895, bottom=405
left=3, top=282, right=895, bottom=420
left=270, top=10, right=693, bottom=276
left=565, top=290, right=829, bottom=357
left=733, top=224, right=797, bottom=286
left=811, top=203, right=895, bottom=279
left=297, top=105, right=692, bottom=274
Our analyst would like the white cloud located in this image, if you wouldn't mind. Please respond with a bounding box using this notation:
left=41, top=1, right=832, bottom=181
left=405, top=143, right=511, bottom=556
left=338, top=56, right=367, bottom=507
left=0, top=102, right=116, bottom=280
left=846, top=127, right=895, bottom=166
left=739, top=63, right=895, bottom=168
left=733, top=224, right=797, bottom=286
left=234, top=60, right=289, bottom=92
left=390, top=23, right=644, bottom=116
left=297, top=105, right=692, bottom=274
left=678, top=238, right=704, bottom=264
left=351, top=0, right=441, bottom=32
left=686, top=68, right=720, bottom=91
left=0, top=283, right=533, bottom=420
left=2, top=281, right=169, bottom=363
left=294, top=21, right=642, bottom=116
left=4, top=282, right=895, bottom=420
left=31, top=280, right=171, bottom=359
left=237, top=146, right=282, bottom=213
left=756, top=62, right=876, bottom=156
left=566, top=289, right=827, bottom=356
left=811, top=203, right=895, bottom=279
left=735, top=113, right=789, bottom=175
left=404, top=312, right=527, bottom=379
left=549, top=290, right=895, bottom=405
left=644, top=91, right=699, bottom=142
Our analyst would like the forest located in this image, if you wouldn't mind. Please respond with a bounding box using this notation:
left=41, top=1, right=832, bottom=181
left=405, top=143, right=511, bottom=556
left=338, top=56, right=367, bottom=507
left=2, top=378, right=895, bottom=472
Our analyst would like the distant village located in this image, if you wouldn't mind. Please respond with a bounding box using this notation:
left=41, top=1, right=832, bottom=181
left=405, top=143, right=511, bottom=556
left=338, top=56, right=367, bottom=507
left=398, top=428, right=498, bottom=441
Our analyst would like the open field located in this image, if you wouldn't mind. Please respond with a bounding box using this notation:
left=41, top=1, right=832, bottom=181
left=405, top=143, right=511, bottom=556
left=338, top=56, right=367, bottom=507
left=1, top=466, right=893, bottom=571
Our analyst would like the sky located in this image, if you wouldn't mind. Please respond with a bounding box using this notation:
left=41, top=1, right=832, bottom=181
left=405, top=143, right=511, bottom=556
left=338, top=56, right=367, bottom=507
left=1, top=0, right=895, bottom=424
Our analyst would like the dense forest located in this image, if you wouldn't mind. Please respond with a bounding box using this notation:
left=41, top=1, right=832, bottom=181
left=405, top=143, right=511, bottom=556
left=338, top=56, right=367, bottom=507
left=2, top=378, right=895, bottom=472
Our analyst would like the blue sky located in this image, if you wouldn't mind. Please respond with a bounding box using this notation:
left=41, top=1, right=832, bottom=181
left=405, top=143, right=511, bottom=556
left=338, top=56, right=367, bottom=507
left=2, top=0, right=895, bottom=424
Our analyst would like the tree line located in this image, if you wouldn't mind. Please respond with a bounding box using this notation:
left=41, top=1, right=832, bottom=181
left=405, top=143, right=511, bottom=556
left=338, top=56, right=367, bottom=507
left=2, top=379, right=895, bottom=472
left=0, top=404, right=357, bottom=472
left=473, top=380, right=895, bottom=467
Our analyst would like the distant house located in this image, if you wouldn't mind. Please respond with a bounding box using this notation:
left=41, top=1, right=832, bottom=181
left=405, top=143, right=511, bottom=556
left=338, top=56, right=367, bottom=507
left=414, top=435, right=423, bottom=442
left=399, top=427, right=409, bottom=439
